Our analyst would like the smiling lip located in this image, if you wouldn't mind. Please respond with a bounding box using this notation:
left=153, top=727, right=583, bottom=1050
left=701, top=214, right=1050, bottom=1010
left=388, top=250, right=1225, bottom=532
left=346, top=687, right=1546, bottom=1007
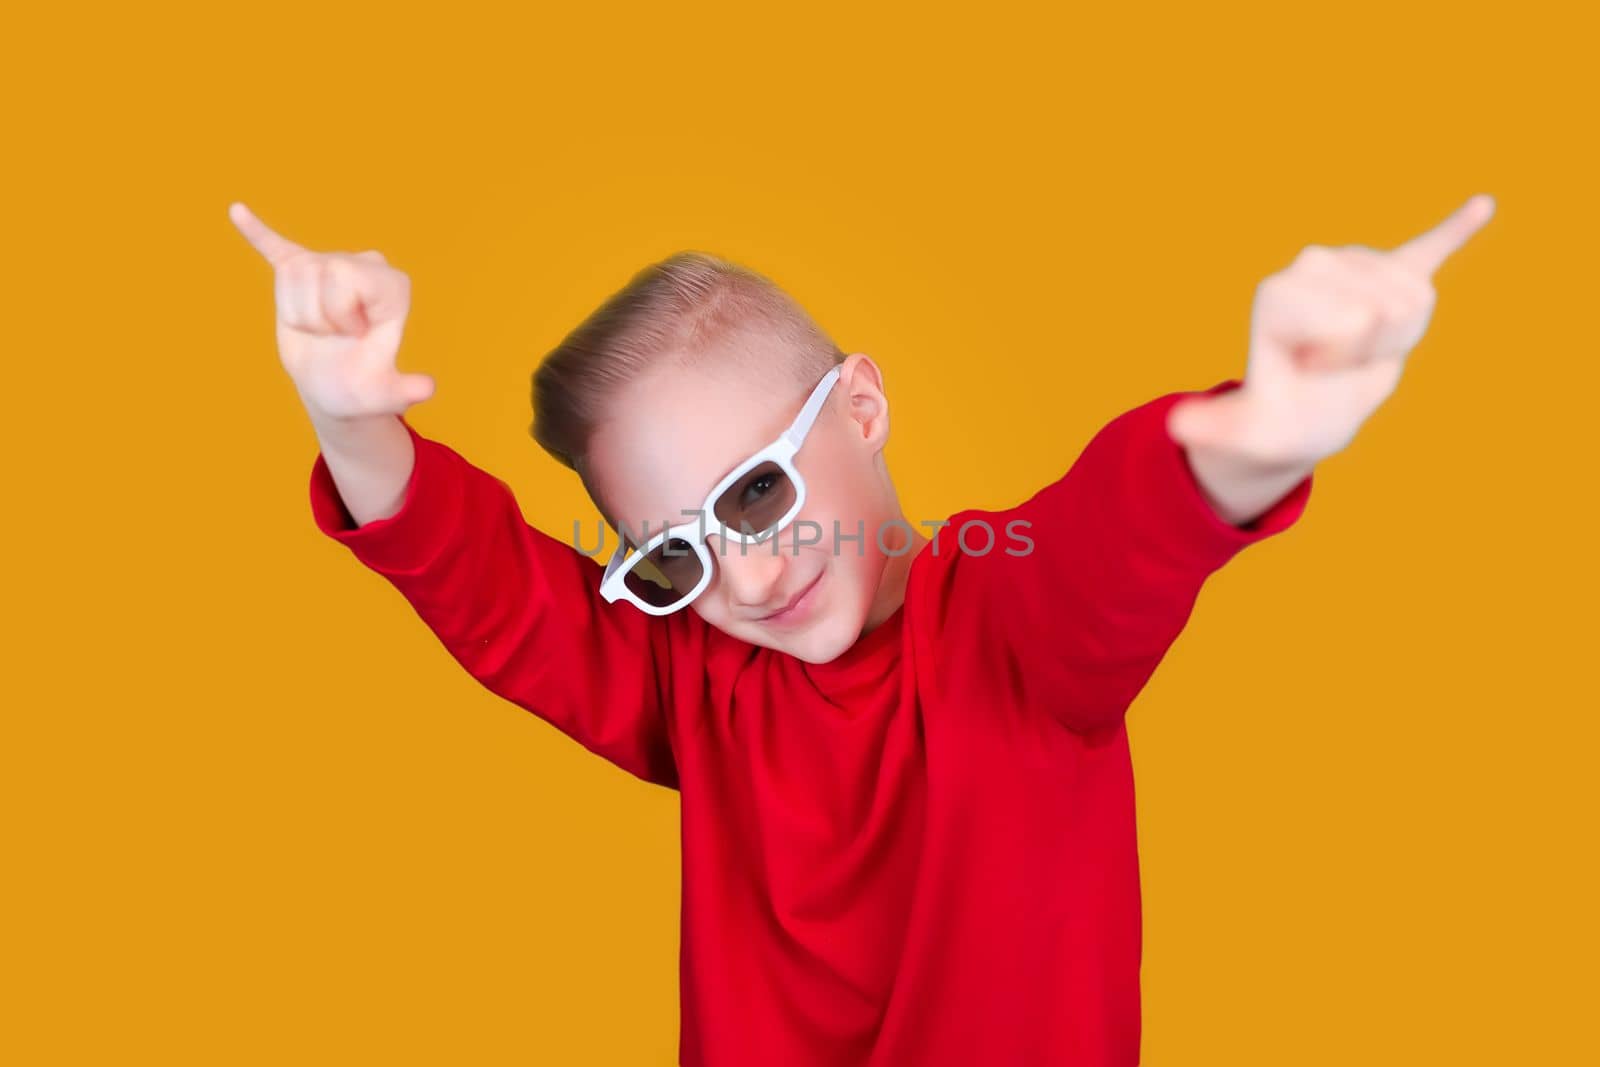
left=758, top=571, right=823, bottom=625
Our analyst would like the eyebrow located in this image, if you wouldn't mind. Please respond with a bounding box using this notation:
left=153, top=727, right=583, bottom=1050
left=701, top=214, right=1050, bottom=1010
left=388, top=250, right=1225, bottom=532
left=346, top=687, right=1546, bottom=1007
left=611, top=454, right=752, bottom=555
left=607, top=372, right=825, bottom=554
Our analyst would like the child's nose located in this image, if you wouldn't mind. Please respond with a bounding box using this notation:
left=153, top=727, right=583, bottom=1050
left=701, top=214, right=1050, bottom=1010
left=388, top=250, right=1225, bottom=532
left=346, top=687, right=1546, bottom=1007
left=713, top=537, right=789, bottom=611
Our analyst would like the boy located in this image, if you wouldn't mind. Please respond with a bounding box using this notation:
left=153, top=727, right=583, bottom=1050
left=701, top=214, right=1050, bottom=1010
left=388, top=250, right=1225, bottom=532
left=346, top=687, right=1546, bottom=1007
left=229, top=194, right=1494, bottom=1066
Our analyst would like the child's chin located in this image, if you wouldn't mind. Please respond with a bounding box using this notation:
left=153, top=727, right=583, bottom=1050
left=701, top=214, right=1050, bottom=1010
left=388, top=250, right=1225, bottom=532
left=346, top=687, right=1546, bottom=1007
left=761, top=613, right=861, bottom=664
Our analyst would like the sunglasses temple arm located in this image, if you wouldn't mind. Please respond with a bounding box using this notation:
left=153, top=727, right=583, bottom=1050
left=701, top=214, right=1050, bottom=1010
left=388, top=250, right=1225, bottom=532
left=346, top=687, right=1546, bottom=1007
left=783, top=367, right=842, bottom=448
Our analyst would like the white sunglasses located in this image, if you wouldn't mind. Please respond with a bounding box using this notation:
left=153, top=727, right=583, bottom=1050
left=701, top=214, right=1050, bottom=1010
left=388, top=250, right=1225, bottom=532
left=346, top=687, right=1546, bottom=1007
left=599, top=365, right=843, bottom=616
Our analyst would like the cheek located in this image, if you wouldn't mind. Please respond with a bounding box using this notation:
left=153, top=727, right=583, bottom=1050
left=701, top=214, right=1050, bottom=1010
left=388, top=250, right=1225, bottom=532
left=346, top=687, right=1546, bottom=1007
left=803, top=492, right=893, bottom=575
left=818, top=538, right=877, bottom=603
left=809, top=463, right=858, bottom=507
left=802, top=434, right=873, bottom=506
left=689, top=591, right=729, bottom=630
left=800, top=470, right=878, bottom=541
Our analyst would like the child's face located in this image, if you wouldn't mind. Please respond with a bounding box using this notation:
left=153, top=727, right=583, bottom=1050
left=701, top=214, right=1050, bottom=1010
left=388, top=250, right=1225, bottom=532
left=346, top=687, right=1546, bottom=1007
left=586, top=349, right=903, bottom=663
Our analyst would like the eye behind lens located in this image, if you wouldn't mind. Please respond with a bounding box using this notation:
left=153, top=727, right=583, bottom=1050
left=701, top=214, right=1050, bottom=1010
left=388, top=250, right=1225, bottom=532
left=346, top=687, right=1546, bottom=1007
left=714, top=461, right=796, bottom=533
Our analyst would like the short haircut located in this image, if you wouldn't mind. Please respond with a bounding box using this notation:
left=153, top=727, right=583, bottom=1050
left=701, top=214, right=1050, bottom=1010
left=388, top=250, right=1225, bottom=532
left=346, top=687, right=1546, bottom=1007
left=530, top=250, right=846, bottom=509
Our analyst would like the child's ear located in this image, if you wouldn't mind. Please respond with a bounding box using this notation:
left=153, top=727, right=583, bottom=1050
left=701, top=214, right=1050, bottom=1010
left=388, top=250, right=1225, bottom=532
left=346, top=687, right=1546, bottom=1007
left=840, top=353, right=890, bottom=450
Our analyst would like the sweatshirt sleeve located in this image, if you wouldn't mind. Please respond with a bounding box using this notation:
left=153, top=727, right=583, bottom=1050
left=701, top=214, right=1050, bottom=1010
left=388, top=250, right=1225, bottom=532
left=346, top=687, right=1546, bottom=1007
left=307, top=414, right=684, bottom=789
left=951, top=378, right=1312, bottom=735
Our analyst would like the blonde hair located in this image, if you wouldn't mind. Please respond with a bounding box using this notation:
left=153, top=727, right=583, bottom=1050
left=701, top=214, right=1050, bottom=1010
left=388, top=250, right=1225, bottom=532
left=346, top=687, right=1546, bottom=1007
left=530, top=250, right=845, bottom=505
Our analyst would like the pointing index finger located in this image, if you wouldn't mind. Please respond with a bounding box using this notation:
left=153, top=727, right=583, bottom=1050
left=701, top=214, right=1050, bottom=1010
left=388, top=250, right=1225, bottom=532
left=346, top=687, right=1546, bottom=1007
left=228, top=202, right=307, bottom=266
left=1391, top=193, right=1497, bottom=277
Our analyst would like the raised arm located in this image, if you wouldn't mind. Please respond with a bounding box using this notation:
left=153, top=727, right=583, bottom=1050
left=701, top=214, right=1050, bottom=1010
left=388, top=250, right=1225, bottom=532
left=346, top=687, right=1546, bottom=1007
left=308, top=416, right=685, bottom=787
left=231, top=201, right=684, bottom=787
left=945, top=379, right=1313, bottom=735
left=1168, top=195, right=1496, bottom=512
left=954, top=195, right=1495, bottom=736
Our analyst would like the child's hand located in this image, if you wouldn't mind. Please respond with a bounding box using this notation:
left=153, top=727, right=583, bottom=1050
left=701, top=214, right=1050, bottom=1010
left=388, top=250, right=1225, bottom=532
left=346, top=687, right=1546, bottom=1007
left=1167, top=194, right=1496, bottom=466
left=229, top=202, right=435, bottom=421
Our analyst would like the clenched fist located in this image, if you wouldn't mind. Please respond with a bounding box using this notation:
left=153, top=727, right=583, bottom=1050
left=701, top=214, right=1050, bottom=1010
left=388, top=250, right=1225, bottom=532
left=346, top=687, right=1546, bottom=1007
left=1168, top=194, right=1496, bottom=467
left=229, top=202, right=436, bottom=420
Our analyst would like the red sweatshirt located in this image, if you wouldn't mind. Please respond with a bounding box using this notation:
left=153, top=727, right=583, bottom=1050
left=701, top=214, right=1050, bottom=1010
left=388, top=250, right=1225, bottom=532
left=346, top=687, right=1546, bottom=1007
left=307, top=378, right=1312, bottom=1066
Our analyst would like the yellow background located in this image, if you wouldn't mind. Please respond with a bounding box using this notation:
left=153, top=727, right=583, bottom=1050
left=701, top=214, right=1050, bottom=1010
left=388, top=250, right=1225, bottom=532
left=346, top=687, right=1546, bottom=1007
left=5, top=2, right=1595, bottom=1063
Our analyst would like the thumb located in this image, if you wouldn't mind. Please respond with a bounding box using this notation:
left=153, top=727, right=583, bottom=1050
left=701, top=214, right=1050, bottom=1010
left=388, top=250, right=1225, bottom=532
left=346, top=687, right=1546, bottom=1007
left=1166, top=393, right=1241, bottom=451
left=391, top=373, right=436, bottom=409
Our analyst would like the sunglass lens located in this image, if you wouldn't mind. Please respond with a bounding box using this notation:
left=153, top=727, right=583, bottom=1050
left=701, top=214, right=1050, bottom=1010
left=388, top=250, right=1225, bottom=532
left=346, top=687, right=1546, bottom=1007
left=622, top=537, right=705, bottom=608
left=713, top=461, right=796, bottom=536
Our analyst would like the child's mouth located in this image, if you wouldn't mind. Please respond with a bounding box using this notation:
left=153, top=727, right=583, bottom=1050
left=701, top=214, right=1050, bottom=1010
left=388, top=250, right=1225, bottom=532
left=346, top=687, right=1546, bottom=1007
left=758, top=570, right=824, bottom=626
